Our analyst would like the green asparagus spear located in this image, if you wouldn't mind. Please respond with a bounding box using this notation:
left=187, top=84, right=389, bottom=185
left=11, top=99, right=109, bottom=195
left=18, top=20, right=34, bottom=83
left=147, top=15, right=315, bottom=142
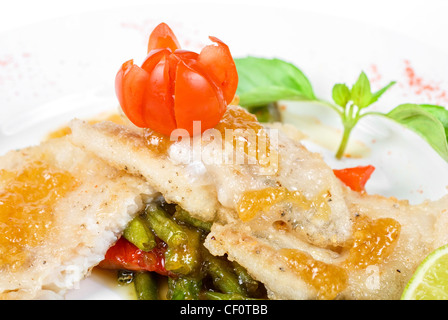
left=167, top=276, right=201, bottom=300
left=145, top=203, right=202, bottom=275
left=173, top=206, right=212, bottom=232
left=202, top=291, right=259, bottom=300
left=164, top=227, right=202, bottom=275
left=145, top=203, right=187, bottom=247
left=123, top=215, right=157, bottom=251
left=134, top=272, right=159, bottom=300
left=203, top=251, right=245, bottom=295
left=232, top=262, right=260, bottom=296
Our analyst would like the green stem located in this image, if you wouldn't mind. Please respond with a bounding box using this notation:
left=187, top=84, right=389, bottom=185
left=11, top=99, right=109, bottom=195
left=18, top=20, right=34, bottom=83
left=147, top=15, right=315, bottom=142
left=335, top=103, right=357, bottom=159
left=315, top=99, right=344, bottom=117
left=311, top=100, right=386, bottom=160
left=335, top=123, right=354, bottom=159
left=334, top=110, right=384, bottom=158
left=359, top=111, right=385, bottom=119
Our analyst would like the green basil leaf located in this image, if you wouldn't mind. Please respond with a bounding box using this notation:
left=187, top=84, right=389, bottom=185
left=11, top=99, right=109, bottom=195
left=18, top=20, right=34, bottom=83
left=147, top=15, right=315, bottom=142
left=385, top=103, right=448, bottom=161
left=332, top=83, right=351, bottom=107
left=370, top=81, right=396, bottom=105
left=235, top=57, right=316, bottom=107
left=350, top=72, right=372, bottom=109
left=419, top=104, right=448, bottom=137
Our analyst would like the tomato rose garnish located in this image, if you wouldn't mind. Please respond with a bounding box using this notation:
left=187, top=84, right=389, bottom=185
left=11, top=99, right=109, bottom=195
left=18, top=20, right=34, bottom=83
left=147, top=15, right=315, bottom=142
left=115, top=22, right=238, bottom=136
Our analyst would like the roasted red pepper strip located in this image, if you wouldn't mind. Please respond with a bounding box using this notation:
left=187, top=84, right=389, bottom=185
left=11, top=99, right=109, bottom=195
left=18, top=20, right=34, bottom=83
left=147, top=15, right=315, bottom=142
left=333, top=165, right=375, bottom=192
left=99, top=237, right=172, bottom=276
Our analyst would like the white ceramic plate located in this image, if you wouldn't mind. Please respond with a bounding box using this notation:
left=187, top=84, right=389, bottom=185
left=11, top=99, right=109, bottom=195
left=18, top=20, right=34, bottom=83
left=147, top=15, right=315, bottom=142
left=1, top=3, right=448, bottom=299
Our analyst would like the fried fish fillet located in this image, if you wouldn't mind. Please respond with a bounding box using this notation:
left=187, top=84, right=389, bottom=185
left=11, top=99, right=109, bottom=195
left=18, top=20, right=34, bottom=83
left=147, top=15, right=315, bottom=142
left=0, top=137, right=155, bottom=299
left=69, top=106, right=353, bottom=246
left=69, top=118, right=221, bottom=223
left=204, top=188, right=448, bottom=300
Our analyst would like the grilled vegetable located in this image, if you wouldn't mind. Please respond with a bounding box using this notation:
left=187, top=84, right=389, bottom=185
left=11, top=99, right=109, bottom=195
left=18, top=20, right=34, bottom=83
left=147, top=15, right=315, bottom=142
left=101, top=201, right=266, bottom=300
left=123, top=215, right=157, bottom=251
left=167, top=276, right=202, bottom=300
left=134, top=271, right=159, bottom=300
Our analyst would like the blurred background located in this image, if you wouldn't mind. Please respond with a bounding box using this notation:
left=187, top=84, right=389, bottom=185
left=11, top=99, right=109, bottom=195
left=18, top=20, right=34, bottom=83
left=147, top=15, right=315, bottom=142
left=1, top=0, right=448, bottom=53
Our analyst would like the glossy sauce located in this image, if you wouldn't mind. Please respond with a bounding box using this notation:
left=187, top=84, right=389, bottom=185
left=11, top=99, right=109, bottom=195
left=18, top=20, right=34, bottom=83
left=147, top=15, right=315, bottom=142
left=279, top=216, right=401, bottom=299
left=236, top=187, right=331, bottom=222
left=142, top=128, right=173, bottom=155
left=141, top=106, right=267, bottom=158
left=343, top=216, right=401, bottom=270
left=0, top=161, right=78, bottom=270
left=214, top=106, right=273, bottom=166
left=279, top=249, right=348, bottom=300
left=142, top=106, right=276, bottom=164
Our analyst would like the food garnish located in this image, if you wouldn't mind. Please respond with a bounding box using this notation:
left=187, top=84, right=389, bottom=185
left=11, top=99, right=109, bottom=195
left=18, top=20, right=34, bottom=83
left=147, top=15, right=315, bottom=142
left=333, top=165, right=375, bottom=192
left=235, top=57, right=448, bottom=161
left=401, top=244, right=448, bottom=300
left=115, top=22, right=238, bottom=136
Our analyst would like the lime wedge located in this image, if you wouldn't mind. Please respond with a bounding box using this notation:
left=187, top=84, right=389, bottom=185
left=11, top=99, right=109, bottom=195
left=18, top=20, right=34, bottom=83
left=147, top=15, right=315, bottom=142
left=401, top=244, right=448, bottom=300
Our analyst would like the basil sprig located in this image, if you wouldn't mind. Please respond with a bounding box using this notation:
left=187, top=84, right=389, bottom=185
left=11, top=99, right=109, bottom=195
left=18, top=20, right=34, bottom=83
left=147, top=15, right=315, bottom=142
left=235, top=56, right=448, bottom=161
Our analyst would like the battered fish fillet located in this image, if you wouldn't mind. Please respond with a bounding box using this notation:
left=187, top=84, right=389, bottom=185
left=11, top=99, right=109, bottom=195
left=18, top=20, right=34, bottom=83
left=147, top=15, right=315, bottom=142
left=69, top=106, right=352, bottom=246
left=204, top=189, right=448, bottom=300
left=0, top=137, right=155, bottom=299
left=69, top=119, right=219, bottom=223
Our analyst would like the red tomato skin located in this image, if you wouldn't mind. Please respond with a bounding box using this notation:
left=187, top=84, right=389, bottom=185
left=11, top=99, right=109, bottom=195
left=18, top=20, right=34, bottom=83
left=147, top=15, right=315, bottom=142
left=141, top=48, right=171, bottom=73
left=116, top=23, right=238, bottom=136
left=173, top=60, right=226, bottom=135
left=115, top=60, right=150, bottom=128
left=147, top=22, right=181, bottom=53
left=142, top=59, right=177, bottom=135
left=333, top=165, right=375, bottom=192
left=99, top=237, right=171, bottom=276
left=197, top=36, right=238, bottom=104
left=173, top=49, right=199, bottom=61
